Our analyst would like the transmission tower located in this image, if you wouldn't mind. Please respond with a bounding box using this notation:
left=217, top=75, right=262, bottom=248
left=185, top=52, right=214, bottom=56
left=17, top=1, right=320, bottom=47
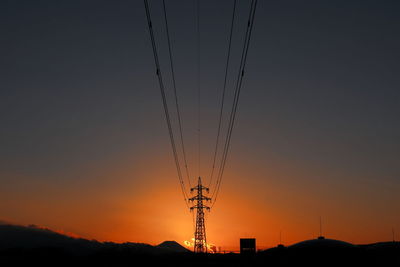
left=189, top=177, right=211, bottom=253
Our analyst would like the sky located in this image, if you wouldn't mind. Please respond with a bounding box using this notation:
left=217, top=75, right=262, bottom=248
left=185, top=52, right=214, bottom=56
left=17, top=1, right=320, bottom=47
left=1, top=0, right=400, bottom=250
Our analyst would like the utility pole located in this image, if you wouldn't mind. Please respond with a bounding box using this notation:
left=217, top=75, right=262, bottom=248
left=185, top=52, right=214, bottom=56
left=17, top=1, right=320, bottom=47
left=189, top=177, right=211, bottom=253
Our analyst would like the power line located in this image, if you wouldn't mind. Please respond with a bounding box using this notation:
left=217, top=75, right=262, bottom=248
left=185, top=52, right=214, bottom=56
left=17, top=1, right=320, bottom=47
left=212, top=0, right=258, bottom=208
left=144, top=0, right=190, bottom=207
left=208, top=0, right=237, bottom=188
left=212, top=0, right=257, bottom=205
left=162, top=0, right=192, bottom=188
left=144, top=0, right=258, bottom=211
left=197, top=0, right=201, bottom=178
left=213, top=0, right=257, bottom=205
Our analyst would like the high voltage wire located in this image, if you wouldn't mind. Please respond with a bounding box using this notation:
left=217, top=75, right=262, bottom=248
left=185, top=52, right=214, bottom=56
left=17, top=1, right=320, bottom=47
left=144, top=0, right=258, bottom=211
left=212, top=0, right=257, bottom=205
left=212, top=0, right=258, bottom=205
left=162, top=0, right=192, bottom=188
left=197, top=0, right=201, bottom=178
left=144, top=0, right=190, bottom=207
left=211, top=0, right=258, bottom=208
left=208, top=0, right=237, bottom=189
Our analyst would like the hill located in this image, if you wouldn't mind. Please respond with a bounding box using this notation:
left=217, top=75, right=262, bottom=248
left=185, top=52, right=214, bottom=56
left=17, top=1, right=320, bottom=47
left=0, top=223, right=189, bottom=255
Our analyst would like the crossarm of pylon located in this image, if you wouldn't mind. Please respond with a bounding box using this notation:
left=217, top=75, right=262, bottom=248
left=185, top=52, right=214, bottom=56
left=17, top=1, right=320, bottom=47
left=190, top=185, right=210, bottom=192
left=190, top=205, right=210, bottom=210
left=189, top=196, right=211, bottom=202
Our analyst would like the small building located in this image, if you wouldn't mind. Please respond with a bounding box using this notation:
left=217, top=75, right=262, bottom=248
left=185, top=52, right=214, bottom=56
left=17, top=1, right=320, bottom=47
left=240, top=238, right=256, bottom=255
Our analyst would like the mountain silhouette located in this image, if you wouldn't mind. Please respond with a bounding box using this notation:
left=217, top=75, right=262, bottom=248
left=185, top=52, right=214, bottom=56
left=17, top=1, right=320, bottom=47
left=156, top=241, right=190, bottom=253
left=1, top=223, right=399, bottom=266
left=0, top=224, right=101, bottom=254
left=0, top=223, right=189, bottom=255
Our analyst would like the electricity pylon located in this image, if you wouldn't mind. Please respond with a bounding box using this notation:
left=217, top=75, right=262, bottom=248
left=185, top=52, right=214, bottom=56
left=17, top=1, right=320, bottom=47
left=189, top=177, right=211, bottom=253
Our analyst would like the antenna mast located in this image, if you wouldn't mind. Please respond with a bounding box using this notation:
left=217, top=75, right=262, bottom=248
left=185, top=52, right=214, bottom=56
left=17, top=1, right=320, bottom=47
left=393, top=228, right=395, bottom=242
left=189, top=177, right=211, bottom=253
left=319, top=216, right=322, bottom=237
left=318, top=216, right=325, bottom=239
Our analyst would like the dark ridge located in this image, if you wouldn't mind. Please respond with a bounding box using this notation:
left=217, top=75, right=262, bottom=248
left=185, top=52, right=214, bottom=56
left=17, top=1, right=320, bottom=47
left=1, top=224, right=399, bottom=266
left=0, top=224, right=188, bottom=255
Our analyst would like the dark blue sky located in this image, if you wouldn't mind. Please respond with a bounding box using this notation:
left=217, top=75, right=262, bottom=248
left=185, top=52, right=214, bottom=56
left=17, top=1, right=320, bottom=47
left=0, top=0, right=399, bottom=245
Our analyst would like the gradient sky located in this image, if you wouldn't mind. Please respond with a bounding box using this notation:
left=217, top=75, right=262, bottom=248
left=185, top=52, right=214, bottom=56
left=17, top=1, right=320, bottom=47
left=1, top=0, right=400, bottom=250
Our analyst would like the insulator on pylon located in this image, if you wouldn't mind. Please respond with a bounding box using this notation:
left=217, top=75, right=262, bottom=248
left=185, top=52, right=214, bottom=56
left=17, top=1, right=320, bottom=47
left=190, top=177, right=211, bottom=253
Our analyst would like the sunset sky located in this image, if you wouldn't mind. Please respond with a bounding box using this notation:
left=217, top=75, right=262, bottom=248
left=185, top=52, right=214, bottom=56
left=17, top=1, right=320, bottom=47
left=1, top=0, right=399, bottom=251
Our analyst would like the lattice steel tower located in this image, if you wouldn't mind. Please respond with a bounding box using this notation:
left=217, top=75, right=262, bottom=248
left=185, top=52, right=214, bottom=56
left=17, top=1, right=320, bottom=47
left=189, top=177, right=211, bottom=253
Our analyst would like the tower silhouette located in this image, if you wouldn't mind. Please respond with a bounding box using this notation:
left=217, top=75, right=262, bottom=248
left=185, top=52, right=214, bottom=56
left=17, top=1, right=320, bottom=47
left=189, top=177, right=211, bottom=253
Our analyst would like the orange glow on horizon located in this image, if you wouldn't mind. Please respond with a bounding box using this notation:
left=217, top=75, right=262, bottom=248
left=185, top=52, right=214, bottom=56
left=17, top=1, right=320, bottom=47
left=1, top=151, right=399, bottom=251
left=183, top=238, right=217, bottom=253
